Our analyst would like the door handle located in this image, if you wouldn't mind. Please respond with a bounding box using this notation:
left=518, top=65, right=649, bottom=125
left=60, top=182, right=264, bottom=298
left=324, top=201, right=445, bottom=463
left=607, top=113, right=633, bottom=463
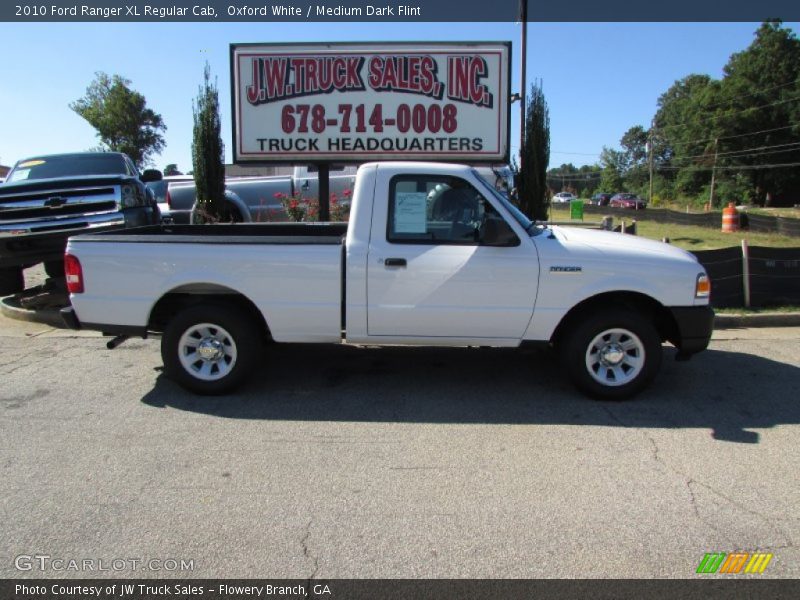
left=384, top=258, right=407, bottom=267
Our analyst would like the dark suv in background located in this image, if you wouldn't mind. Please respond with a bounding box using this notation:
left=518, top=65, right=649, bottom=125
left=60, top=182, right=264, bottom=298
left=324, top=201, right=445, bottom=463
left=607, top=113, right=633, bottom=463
left=591, top=192, right=613, bottom=206
left=0, top=152, right=161, bottom=295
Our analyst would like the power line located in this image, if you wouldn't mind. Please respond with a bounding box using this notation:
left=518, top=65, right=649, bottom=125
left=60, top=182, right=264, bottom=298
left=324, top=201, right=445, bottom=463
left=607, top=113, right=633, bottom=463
left=550, top=123, right=800, bottom=160
left=695, top=78, right=799, bottom=112
left=664, top=123, right=800, bottom=148
left=654, top=95, right=800, bottom=135
left=657, top=161, right=800, bottom=172
left=546, top=171, right=603, bottom=179
left=550, top=151, right=601, bottom=156
left=667, top=141, right=800, bottom=163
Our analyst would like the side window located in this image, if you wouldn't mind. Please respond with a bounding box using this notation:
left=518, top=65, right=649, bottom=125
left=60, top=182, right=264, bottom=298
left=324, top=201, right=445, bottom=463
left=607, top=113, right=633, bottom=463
left=387, top=175, right=504, bottom=245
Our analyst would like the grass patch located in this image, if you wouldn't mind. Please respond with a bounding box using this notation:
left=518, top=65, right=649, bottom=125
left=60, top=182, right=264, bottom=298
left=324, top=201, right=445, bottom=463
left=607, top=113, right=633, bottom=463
left=549, top=205, right=799, bottom=250
left=633, top=221, right=799, bottom=250
left=745, top=207, right=800, bottom=219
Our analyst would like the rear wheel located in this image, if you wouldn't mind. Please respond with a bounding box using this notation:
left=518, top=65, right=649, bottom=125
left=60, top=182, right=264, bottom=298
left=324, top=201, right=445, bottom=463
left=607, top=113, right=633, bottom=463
left=162, top=305, right=259, bottom=395
left=560, top=309, right=662, bottom=400
left=0, top=267, right=25, bottom=296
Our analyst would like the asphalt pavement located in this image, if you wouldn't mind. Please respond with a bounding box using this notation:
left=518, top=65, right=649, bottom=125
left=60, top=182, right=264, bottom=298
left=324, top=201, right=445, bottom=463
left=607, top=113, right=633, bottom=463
left=0, top=313, right=798, bottom=579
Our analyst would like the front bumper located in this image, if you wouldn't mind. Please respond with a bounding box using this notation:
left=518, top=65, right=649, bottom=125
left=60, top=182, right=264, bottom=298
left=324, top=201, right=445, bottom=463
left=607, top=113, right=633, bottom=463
left=669, top=305, right=715, bottom=356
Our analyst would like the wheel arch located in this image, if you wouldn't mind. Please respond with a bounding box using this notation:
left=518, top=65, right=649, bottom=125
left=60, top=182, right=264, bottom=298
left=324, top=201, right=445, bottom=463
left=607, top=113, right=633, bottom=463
left=148, top=284, right=271, bottom=342
left=550, top=291, right=679, bottom=349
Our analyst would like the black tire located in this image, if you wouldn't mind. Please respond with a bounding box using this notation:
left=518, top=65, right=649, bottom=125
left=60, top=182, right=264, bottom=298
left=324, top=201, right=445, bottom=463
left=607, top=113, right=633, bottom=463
left=0, top=267, right=25, bottom=296
left=559, top=309, right=662, bottom=400
left=161, top=304, right=259, bottom=395
left=44, top=259, right=65, bottom=279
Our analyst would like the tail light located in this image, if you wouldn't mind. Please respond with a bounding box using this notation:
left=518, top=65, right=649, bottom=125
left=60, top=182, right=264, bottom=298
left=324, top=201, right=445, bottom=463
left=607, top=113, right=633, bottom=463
left=166, top=189, right=172, bottom=208
left=64, top=253, right=84, bottom=294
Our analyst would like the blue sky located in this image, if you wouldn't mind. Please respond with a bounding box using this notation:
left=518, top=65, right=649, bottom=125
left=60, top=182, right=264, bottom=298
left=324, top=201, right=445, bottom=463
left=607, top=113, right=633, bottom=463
left=0, top=21, right=795, bottom=171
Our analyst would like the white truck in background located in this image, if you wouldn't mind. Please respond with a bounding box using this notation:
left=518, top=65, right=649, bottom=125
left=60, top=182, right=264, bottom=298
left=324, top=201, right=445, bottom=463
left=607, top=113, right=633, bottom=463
left=61, top=162, right=713, bottom=400
left=160, top=164, right=514, bottom=224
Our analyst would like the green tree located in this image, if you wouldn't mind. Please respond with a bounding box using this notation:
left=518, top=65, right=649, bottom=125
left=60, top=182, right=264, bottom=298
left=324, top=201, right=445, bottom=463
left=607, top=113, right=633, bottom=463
left=648, top=21, right=800, bottom=205
left=715, top=20, right=800, bottom=204
left=600, top=165, right=624, bottom=194
left=191, top=63, right=227, bottom=223
left=518, top=80, right=550, bottom=220
left=619, top=125, right=651, bottom=191
left=70, top=72, right=166, bottom=168
left=164, top=164, right=182, bottom=176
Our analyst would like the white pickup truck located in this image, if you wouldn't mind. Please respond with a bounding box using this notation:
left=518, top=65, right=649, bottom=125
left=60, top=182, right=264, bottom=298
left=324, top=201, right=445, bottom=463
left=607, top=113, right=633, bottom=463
left=61, top=162, right=713, bottom=400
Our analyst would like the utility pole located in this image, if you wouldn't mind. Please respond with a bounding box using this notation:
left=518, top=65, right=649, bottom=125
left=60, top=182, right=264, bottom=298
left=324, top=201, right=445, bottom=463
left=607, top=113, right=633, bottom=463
left=709, top=137, right=719, bottom=208
left=518, top=0, right=527, bottom=168
left=647, top=121, right=654, bottom=204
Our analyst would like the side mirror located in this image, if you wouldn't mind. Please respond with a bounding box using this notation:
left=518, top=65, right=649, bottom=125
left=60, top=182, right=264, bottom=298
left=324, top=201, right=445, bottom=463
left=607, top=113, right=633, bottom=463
left=481, top=217, right=519, bottom=247
left=141, top=169, right=163, bottom=183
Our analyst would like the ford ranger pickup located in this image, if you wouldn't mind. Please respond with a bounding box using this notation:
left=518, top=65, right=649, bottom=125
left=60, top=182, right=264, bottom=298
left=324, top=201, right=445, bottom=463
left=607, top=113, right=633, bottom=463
left=61, top=162, right=714, bottom=399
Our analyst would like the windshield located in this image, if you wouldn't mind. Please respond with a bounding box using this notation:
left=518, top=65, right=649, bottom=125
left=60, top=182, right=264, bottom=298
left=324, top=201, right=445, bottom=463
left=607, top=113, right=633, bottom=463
left=472, top=168, right=536, bottom=234
left=7, top=154, right=128, bottom=183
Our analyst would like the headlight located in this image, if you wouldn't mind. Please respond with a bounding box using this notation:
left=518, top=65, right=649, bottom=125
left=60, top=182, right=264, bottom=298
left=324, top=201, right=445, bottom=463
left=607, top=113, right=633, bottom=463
left=120, top=184, right=140, bottom=207
left=695, top=273, right=710, bottom=298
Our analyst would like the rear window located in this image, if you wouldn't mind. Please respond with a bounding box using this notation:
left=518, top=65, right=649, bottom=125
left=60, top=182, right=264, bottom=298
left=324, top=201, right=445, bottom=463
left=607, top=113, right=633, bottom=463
left=7, top=154, right=128, bottom=182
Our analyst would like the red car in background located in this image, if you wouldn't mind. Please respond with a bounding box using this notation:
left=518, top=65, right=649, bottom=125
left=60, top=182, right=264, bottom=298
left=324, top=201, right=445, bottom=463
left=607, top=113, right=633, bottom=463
left=609, top=193, right=647, bottom=209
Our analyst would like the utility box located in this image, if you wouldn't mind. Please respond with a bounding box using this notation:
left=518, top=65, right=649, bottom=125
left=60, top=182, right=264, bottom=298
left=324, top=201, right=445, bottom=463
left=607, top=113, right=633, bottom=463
left=570, top=199, right=584, bottom=221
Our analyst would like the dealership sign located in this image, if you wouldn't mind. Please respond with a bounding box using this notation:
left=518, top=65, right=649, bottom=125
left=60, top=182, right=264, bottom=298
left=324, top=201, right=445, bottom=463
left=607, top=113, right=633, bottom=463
left=231, top=42, right=510, bottom=163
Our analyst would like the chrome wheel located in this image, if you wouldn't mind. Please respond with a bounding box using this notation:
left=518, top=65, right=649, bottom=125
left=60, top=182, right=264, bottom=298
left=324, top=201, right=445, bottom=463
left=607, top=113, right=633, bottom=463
left=585, top=328, right=645, bottom=387
left=178, top=323, right=238, bottom=381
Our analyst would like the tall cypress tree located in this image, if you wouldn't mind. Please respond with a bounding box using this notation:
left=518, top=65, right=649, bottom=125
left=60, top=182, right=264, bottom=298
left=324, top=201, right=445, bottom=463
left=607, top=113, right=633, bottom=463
left=191, top=63, right=226, bottom=223
left=519, top=80, right=551, bottom=220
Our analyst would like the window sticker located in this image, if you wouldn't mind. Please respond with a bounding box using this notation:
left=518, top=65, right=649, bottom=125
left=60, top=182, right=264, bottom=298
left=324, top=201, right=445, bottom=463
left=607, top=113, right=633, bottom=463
left=394, top=192, right=427, bottom=233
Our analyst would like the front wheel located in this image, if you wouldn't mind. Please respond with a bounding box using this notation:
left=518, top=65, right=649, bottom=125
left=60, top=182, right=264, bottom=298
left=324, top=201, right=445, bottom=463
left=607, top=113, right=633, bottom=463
left=162, top=305, right=259, bottom=395
left=560, top=309, right=662, bottom=400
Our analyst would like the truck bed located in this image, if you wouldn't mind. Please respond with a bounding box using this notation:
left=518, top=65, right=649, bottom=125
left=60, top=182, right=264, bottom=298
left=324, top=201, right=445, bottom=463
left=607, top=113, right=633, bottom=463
left=67, top=222, right=349, bottom=343
left=73, top=223, right=348, bottom=245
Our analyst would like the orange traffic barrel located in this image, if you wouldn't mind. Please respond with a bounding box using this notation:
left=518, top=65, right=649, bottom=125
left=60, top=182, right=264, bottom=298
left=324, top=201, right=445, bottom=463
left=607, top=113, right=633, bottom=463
left=722, top=202, right=740, bottom=232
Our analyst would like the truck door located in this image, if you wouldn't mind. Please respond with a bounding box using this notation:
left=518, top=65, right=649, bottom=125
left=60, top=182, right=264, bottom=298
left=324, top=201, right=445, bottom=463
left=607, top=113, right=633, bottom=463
left=366, top=173, right=539, bottom=340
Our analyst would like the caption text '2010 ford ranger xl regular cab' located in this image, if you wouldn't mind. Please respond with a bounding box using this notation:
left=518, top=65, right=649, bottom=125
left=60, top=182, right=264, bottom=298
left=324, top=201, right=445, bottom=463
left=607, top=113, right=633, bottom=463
left=62, top=162, right=714, bottom=400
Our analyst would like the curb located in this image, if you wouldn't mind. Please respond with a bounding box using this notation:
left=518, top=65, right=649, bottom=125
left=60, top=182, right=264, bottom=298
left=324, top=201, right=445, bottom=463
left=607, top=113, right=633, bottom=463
left=0, top=280, right=69, bottom=329
left=1, top=295, right=68, bottom=329
left=714, top=312, right=800, bottom=329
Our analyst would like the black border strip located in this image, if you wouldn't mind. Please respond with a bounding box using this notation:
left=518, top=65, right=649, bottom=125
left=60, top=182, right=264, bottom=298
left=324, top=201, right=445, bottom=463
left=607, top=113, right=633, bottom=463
left=3, top=1, right=800, bottom=22
left=3, top=579, right=800, bottom=600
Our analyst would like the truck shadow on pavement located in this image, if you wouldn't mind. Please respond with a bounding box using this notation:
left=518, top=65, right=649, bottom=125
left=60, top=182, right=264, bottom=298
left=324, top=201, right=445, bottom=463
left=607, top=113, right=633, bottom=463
left=141, top=344, right=800, bottom=444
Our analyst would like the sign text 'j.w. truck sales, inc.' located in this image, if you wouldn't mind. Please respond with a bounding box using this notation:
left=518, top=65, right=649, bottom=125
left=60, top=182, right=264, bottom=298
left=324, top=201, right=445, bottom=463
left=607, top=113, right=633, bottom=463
left=231, top=42, right=510, bottom=163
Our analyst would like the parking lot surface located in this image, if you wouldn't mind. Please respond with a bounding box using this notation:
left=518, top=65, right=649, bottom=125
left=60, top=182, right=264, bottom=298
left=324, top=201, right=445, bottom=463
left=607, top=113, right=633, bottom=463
left=1, top=314, right=798, bottom=578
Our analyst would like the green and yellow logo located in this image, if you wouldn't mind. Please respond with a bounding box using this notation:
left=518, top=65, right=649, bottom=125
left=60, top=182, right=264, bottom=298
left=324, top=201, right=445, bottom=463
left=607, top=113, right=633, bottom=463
left=696, top=552, right=773, bottom=574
